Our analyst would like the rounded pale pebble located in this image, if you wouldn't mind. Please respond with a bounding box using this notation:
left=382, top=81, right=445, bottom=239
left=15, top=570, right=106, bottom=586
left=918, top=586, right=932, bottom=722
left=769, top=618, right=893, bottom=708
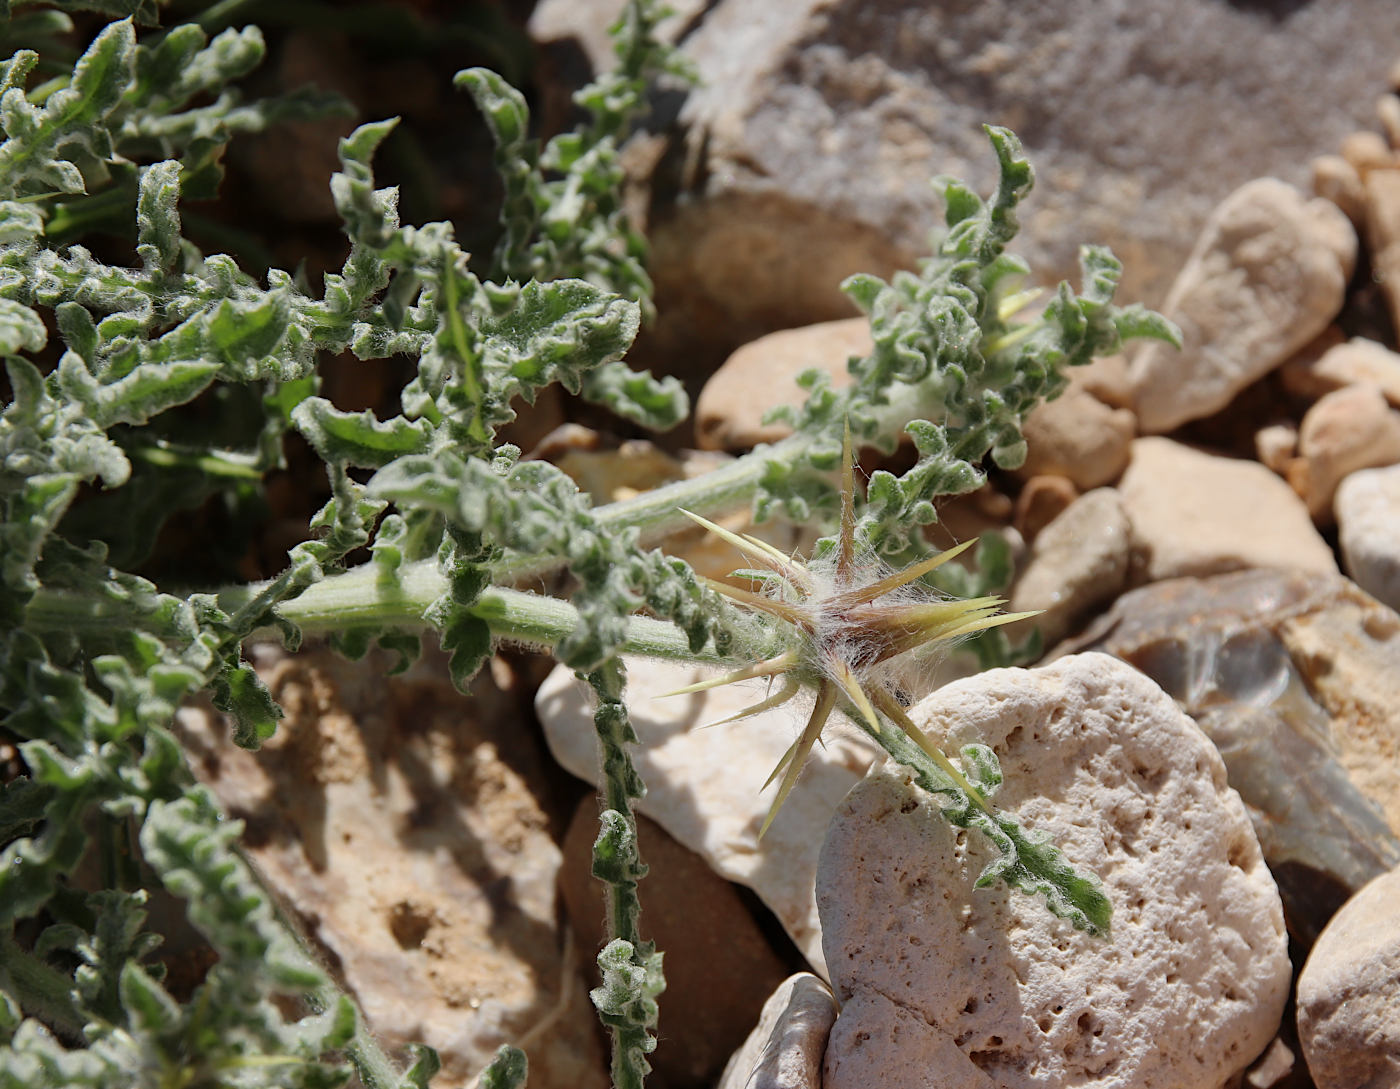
left=1281, top=335, right=1400, bottom=407
left=1292, top=384, right=1400, bottom=520
left=1336, top=462, right=1400, bottom=610
left=694, top=317, right=866, bottom=450
left=818, top=653, right=1291, bottom=1089
left=1118, top=436, right=1337, bottom=580
left=1313, top=153, right=1366, bottom=226
left=1296, top=865, right=1400, bottom=1089
left=1254, top=422, right=1299, bottom=476
left=1013, top=474, right=1080, bottom=544
left=1342, top=129, right=1396, bottom=178
left=1010, top=487, right=1131, bottom=646
left=1129, top=180, right=1353, bottom=434
left=1017, top=381, right=1136, bottom=490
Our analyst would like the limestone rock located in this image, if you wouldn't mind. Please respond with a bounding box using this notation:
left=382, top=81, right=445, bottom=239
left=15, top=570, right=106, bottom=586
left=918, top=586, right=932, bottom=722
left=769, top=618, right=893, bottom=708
left=1012, top=473, right=1080, bottom=544
left=1313, top=153, right=1366, bottom=227
left=1255, top=422, right=1299, bottom=477
left=534, top=0, right=1400, bottom=370
left=818, top=654, right=1290, bottom=1089
left=1017, top=378, right=1136, bottom=489
left=1380, top=93, right=1400, bottom=150
left=1118, top=437, right=1337, bottom=582
left=1010, top=487, right=1131, bottom=646
left=694, top=317, right=865, bottom=451
left=717, top=974, right=837, bottom=1089
left=1290, top=384, right=1400, bottom=520
left=172, top=646, right=607, bottom=1089
left=1365, top=168, right=1400, bottom=343
left=1342, top=129, right=1398, bottom=179
left=1337, top=463, right=1400, bottom=610
left=1062, top=570, right=1400, bottom=946
left=535, top=657, right=880, bottom=976
left=559, top=798, right=791, bottom=1088
left=1280, top=336, right=1400, bottom=408
left=1296, top=865, right=1400, bottom=1089
left=1129, top=179, right=1354, bottom=434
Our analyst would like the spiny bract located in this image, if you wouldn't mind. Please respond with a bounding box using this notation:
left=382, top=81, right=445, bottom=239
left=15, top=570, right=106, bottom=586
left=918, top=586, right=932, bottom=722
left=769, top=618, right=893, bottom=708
left=668, top=429, right=1035, bottom=835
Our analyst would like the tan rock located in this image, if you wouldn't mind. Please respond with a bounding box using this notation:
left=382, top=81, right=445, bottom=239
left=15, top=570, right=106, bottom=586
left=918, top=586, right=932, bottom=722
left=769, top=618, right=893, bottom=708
left=1313, top=153, right=1366, bottom=226
left=1281, top=335, right=1400, bottom=407
left=818, top=653, right=1291, bottom=1089
left=1296, top=865, right=1400, bottom=1089
left=1379, top=94, right=1400, bottom=149
left=694, top=317, right=866, bottom=451
left=1289, top=384, right=1400, bottom=520
left=1337, top=463, right=1400, bottom=610
left=717, top=974, right=837, bottom=1089
left=1342, top=129, right=1397, bottom=178
left=1072, top=353, right=1134, bottom=409
left=1010, top=487, right=1131, bottom=645
left=1118, top=437, right=1338, bottom=581
left=559, top=799, right=789, bottom=1088
left=1365, top=169, right=1400, bottom=342
left=1254, top=422, right=1299, bottom=476
left=172, top=647, right=607, bottom=1089
left=1129, top=179, right=1354, bottom=434
left=1276, top=591, right=1400, bottom=839
left=535, top=657, right=881, bottom=976
left=1012, top=473, right=1079, bottom=543
left=1018, top=377, right=1136, bottom=489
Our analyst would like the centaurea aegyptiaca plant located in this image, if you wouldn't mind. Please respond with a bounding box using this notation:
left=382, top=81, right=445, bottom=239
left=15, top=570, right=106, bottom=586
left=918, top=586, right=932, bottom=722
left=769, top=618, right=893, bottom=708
left=672, top=427, right=1036, bottom=836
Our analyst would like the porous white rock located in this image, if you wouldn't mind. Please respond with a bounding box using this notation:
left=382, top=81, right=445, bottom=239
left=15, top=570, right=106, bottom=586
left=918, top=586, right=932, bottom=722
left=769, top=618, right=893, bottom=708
left=1118, top=437, right=1337, bottom=581
left=1010, top=487, right=1131, bottom=646
left=1337, top=463, right=1400, bottom=611
left=1130, top=179, right=1354, bottom=434
left=818, top=653, right=1291, bottom=1089
left=535, top=658, right=880, bottom=975
left=717, top=973, right=837, bottom=1089
left=1296, top=865, right=1400, bottom=1089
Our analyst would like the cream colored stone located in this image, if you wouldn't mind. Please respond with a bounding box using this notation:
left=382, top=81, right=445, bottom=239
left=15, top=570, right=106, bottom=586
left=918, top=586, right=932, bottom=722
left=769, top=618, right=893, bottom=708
left=1379, top=95, right=1400, bottom=149
left=535, top=657, right=880, bottom=976
left=1337, top=463, right=1400, bottom=611
left=173, top=647, right=607, bottom=1089
left=819, top=654, right=1290, bottom=1089
left=694, top=317, right=866, bottom=450
left=1313, top=153, right=1366, bottom=226
left=1011, top=487, right=1131, bottom=645
left=1012, top=473, right=1079, bottom=543
left=1118, top=437, right=1338, bottom=581
left=717, top=973, right=836, bottom=1089
left=1072, top=353, right=1135, bottom=409
left=1365, top=169, right=1400, bottom=343
left=1296, top=865, right=1400, bottom=1089
left=1281, top=335, right=1400, bottom=407
left=1018, top=378, right=1136, bottom=489
left=1291, top=384, right=1400, bottom=520
left=1275, top=589, right=1400, bottom=839
left=1254, top=422, right=1299, bottom=476
left=1129, top=179, right=1354, bottom=434
left=1343, top=129, right=1397, bottom=177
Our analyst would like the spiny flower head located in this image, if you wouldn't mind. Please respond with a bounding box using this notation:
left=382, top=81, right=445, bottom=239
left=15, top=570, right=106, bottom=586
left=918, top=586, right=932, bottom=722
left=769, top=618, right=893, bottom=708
left=669, top=428, right=1035, bottom=836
